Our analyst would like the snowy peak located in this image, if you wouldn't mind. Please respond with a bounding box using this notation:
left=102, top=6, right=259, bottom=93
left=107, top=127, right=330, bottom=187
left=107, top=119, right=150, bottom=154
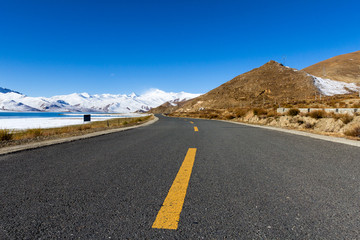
left=0, top=88, right=202, bottom=113
left=0, top=87, right=22, bottom=95
left=139, top=88, right=200, bottom=103
left=129, top=92, right=138, bottom=98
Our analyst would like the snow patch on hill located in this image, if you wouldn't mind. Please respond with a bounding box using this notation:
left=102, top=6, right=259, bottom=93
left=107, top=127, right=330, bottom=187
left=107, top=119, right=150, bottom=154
left=311, top=75, right=360, bottom=96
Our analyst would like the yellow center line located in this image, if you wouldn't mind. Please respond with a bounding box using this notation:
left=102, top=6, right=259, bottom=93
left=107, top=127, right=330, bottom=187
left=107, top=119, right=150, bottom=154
left=194, top=126, right=199, bottom=132
left=189, top=121, right=194, bottom=124
left=152, top=148, right=197, bottom=230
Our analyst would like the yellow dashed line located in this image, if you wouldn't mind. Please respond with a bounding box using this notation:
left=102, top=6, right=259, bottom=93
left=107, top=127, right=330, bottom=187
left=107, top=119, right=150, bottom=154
left=152, top=148, right=197, bottom=230
left=194, top=126, right=198, bottom=132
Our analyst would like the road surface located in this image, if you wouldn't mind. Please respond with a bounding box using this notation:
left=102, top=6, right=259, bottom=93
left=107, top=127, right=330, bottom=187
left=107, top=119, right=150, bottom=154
left=1, top=115, right=360, bottom=239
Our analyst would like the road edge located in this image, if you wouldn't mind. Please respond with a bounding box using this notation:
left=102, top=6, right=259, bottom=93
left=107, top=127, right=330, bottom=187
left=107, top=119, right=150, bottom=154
left=165, top=114, right=360, bottom=148
left=220, top=120, right=360, bottom=147
left=0, top=116, right=159, bottom=156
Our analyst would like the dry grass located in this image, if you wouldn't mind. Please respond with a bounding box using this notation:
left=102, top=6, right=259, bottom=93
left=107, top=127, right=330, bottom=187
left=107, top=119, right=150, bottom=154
left=231, top=108, right=249, bottom=118
left=329, top=113, right=354, bottom=124
left=224, top=113, right=236, bottom=120
left=0, top=129, right=13, bottom=141
left=0, top=115, right=152, bottom=147
left=266, top=110, right=278, bottom=118
left=345, top=126, right=360, bottom=138
left=287, top=108, right=300, bottom=116
left=307, top=110, right=327, bottom=119
left=253, top=108, right=267, bottom=116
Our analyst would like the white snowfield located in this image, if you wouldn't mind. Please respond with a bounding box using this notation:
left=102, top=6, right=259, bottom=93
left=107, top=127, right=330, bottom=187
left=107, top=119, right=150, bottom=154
left=0, top=88, right=202, bottom=113
left=0, top=113, right=148, bottom=130
left=310, top=75, right=360, bottom=96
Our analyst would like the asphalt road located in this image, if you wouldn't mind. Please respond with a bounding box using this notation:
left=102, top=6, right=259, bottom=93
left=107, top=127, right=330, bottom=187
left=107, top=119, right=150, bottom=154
left=1, top=115, right=360, bottom=239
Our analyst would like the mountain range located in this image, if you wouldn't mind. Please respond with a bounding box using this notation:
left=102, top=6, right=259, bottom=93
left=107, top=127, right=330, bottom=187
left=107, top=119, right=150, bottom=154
left=151, top=50, right=360, bottom=113
left=0, top=89, right=201, bottom=113
left=3, top=50, right=359, bottom=114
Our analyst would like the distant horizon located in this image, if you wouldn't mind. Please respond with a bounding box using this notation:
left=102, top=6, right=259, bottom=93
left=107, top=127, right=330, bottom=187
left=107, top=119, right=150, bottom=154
left=1, top=0, right=359, bottom=97
left=1, top=86, right=204, bottom=98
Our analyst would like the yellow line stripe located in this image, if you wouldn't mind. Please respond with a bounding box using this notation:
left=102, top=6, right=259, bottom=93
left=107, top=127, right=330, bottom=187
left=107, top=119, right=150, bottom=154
left=194, top=126, right=198, bottom=132
left=189, top=121, right=194, bottom=124
left=152, top=148, right=197, bottom=230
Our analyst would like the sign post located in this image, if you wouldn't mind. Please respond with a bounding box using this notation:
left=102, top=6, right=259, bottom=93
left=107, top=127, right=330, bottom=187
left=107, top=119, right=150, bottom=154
left=84, top=114, right=91, bottom=122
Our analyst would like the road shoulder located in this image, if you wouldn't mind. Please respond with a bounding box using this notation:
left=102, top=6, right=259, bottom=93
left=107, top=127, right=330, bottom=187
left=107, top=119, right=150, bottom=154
left=0, top=116, right=159, bottom=156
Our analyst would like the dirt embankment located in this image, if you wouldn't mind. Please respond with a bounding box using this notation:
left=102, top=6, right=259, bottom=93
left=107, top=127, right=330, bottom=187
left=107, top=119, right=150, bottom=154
left=241, top=111, right=360, bottom=138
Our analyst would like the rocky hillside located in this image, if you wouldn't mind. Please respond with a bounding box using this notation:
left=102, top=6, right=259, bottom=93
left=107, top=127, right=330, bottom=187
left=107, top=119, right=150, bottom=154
left=176, top=61, right=319, bottom=112
left=303, top=50, right=360, bottom=83
left=149, top=101, right=182, bottom=114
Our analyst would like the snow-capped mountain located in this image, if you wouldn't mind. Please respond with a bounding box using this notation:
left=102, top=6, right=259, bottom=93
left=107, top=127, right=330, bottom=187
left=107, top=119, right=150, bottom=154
left=0, top=87, right=22, bottom=95
left=0, top=88, right=202, bottom=113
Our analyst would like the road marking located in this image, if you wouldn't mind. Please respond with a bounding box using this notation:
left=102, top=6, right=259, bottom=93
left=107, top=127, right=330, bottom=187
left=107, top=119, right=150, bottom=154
left=152, top=148, right=197, bottom=230
left=189, top=121, right=194, bottom=124
left=194, top=126, right=198, bottom=132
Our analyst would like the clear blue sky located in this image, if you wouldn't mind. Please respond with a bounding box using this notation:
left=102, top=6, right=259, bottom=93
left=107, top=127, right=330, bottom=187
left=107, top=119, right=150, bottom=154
left=0, top=0, right=359, bottom=97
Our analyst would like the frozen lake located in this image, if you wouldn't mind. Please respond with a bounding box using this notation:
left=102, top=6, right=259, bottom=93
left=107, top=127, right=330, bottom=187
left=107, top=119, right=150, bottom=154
left=0, top=112, right=148, bottom=130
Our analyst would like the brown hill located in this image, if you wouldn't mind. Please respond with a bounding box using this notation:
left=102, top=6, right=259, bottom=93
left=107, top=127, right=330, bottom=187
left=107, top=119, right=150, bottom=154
left=149, top=98, right=192, bottom=114
left=303, top=50, right=360, bottom=83
left=149, top=101, right=179, bottom=114
left=174, top=60, right=318, bottom=112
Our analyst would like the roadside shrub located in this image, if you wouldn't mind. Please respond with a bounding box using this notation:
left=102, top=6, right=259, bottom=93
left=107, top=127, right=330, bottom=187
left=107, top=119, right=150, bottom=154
left=329, top=113, right=354, bottom=124
left=224, top=113, right=236, bottom=120
left=253, top=108, right=267, bottom=116
left=266, top=110, right=277, bottom=118
left=339, top=114, right=354, bottom=124
left=341, top=115, right=353, bottom=124
left=308, top=110, right=327, bottom=119
left=233, top=108, right=249, bottom=118
left=288, top=108, right=300, bottom=116
left=208, top=113, right=219, bottom=119
left=0, top=129, right=13, bottom=141
left=345, top=126, right=360, bottom=138
left=305, top=123, right=314, bottom=129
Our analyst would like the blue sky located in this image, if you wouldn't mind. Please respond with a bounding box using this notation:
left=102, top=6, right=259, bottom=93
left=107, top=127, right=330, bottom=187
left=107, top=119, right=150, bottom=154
left=0, top=0, right=359, bottom=97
